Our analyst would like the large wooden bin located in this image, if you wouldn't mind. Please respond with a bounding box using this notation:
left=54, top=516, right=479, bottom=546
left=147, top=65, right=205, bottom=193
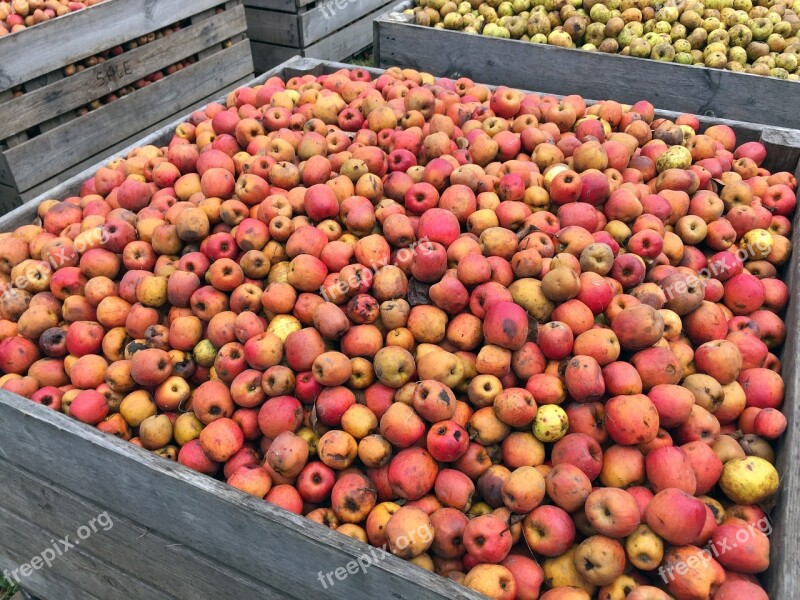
left=0, top=57, right=798, bottom=599
left=374, top=3, right=800, bottom=131
left=0, top=0, right=255, bottom=211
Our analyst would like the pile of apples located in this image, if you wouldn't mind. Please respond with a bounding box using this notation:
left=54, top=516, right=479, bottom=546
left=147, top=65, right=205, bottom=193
left=408, top=0, right=800, bottom=80
left=0, top=0, right=105, bottom=35
left=0, top=63, right=794, bottom=600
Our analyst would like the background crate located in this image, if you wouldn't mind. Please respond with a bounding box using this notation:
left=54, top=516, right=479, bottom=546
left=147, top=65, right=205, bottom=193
left=373, top=3, right=800, bottom=131
left=0, top=0, right=255, bottom=212
left=245, top=0, right=395, bottom=72
left=0, top=57, right=799, bottom=599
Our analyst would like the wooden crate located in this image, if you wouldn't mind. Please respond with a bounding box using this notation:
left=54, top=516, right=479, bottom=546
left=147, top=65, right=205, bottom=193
left=0, top=0, right=254, bottom=211
left=0, top=57, right=798, bottom=600
left=245, top=0, right=395, bottom=72
left=373, top=3, right=800, bottom=131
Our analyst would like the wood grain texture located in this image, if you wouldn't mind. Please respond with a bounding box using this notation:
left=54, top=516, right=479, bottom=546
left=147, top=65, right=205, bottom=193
left=0, top=5, right=248, bottom=139
left=0, top=0, right=234, bottom=91
left=375, top=20, right=800, bottom=129
left=245, top=6, right=301, bottom=46
left=0, top=459, right=286, bottom=600
left=2, top=41, right=254, bottom=193
left=0, top=505, right=172, bottom=600
left=0, top=392, right=485, bottom=600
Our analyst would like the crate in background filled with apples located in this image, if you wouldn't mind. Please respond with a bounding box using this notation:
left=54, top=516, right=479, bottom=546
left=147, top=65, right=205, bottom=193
left=0, top=0, right=254, bottom=212
left=0, top=56, right=799, bottom=600
left=374, top=1, right=800, bottom=131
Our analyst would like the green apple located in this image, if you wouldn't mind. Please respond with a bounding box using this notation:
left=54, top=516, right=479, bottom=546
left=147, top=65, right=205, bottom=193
left=727, top=45, right=748, bottom=63
left=674, top=51, right=694, bottom=63
left=630, top=38, right=652, bottom=56
left=651, top=41, right=676, bottom=60
left=776, top=52, right=799, bottom=71
left=729, top=24, right=752, bottom=47
left=589, top=3, right=611, bottom=23
left=673, top=38, right=692, bottom=53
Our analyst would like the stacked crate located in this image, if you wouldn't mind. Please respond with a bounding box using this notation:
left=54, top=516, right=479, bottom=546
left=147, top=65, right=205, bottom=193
left=245, top=0, right=395, bottom=72
left=0, top=0, right=255, bottom=211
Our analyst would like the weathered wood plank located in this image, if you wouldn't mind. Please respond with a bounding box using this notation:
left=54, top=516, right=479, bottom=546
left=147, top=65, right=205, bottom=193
left=245, top=6, right=300, bottom=46
left=304, top=5, right=381, bottom=61
left=302, top=0, right=392, bottom=46
left=0, top=392, right=484, bottom=600
left=0, top=551, right=103, bottom=600
left=0, top=459, right=287, bottom=600
left=0, top=5, right=248, bottom=139
left=0, top=0, right=234, bottom=91
left=0, top=505, right=175, bottom=600
left=3, top=41, right=254, bottom=193
left=375, top=19, right=800, bottom=129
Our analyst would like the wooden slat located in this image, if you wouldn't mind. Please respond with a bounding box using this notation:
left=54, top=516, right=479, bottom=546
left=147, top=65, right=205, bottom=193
left=245, top=6, right=301, bottom=46
left=0, top=392, right=484, bottom=600
left=0, top=459, right=286, bottom=600
left=374, top=18, right=800, bottom=129
left=303, top=4, right=385, bottom=61
left=0, top=506, right=174, bottom=600
left=0, top=0, right=235, bottom=91
left=2, top=41, right=254, bottom=193
left=0, top=5, right=248, bottom=140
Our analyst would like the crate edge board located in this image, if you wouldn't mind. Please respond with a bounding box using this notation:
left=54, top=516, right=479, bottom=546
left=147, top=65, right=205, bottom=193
left=1, top=41, right=254, bottom=193
left=0, top=71, right=255, bottom=213
left=0, top=5, right=249, bottom=139
left=374, top=18, right=800, bottom=128
left=0, top=0, right=242, bottom=92
left=0, top=459, right=291, bottom=600
left=0, top=391, right=484, bottom=600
